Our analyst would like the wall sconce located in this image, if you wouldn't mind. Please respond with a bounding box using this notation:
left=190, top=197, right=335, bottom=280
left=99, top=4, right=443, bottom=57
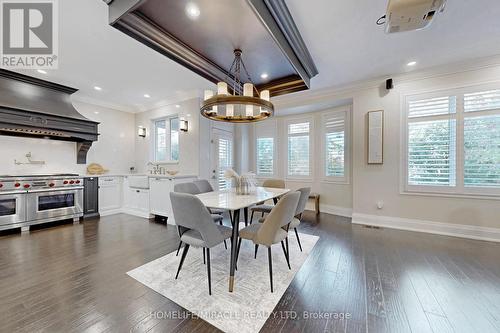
left=180, top=119, right=188, bottom=132
left=138, top=126, right=147, bottom=137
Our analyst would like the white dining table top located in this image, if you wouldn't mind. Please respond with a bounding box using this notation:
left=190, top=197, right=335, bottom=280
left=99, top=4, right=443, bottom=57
left=196, top=187, right=290, bottom=211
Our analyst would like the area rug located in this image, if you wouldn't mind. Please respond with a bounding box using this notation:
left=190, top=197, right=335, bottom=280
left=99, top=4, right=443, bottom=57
left=127, top=226, right=319, bottom=333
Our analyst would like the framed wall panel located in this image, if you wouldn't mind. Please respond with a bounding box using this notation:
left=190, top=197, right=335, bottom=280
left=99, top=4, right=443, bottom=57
left=367, top=110, right=384, bottom=164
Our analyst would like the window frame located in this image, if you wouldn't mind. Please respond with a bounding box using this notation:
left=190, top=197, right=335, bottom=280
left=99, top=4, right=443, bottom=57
left=152, top=115, right=180, bottom=164
left=320, top=108, right=351, bottom=184
left=285, top=116, right=314, bottom=181
left=401, top=83, right=500, bottom=198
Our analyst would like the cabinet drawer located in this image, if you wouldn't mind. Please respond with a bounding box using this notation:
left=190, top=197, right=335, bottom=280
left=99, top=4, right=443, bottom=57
left=99, top=177, right=121, bottom=185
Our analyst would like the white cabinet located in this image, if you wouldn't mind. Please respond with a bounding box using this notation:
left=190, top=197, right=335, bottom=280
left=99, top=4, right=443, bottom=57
left=149, top=176, right=197, bottom=224
left=98, top=176, right=122, bottom=215
left=123, top=178, right=150, bottom=218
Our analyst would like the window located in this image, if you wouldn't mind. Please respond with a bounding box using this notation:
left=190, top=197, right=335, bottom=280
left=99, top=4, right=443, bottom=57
left=153, top=116, right=179, bottom=162
left=256, top=138, right=274, bottom=176
left=404, top=86, right=500, bottom=196
left=287, top=120, right=311, bottom=177
left=217, top=136, right=233, bottom=190
left=323, top=110, right=350, bottom=182
left=255, top=120, right=277, bottom=177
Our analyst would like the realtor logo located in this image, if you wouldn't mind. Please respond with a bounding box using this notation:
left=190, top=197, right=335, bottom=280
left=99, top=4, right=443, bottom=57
left=1, top=0, right=58, bottom=69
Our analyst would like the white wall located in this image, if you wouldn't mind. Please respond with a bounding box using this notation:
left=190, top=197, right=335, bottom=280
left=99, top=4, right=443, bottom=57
left=0, top=100, right=135, bottom=175
left=134, top=98, right=201, bottom=175
left=266, top=58, right=500, bottom=229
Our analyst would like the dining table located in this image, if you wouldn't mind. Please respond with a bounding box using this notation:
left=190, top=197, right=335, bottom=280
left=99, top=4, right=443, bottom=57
left=196, top=186, right=290, bottom=292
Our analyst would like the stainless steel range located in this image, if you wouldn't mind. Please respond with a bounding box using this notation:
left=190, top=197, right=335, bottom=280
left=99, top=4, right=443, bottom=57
left=0, top=174, right=83, bottom=231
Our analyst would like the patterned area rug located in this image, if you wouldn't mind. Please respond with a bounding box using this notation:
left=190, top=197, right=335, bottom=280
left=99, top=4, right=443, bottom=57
left=127, top=227, right=319, bottom=333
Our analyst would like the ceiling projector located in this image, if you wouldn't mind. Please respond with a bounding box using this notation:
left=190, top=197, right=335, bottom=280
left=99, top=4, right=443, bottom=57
left=381, top=0, right=447, bottom=33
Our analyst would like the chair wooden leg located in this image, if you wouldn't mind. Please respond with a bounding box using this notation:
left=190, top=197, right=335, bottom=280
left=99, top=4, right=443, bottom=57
left=268, top=246, right=273, bottom=293
left=203, top=247, right=206, bottom=264
left=250, top=211, right=254, bottom=224
left=206, top=248, right=212, bottom=295
left=254, top=244, right=259, bottom=259
left=176, top=241, right=182, bottom=256
left=281, top=240, right=291, bottom=270
left=175, top=244, right=190, bottom=279
left=223, top=239, right=227, bottom=250
left=294, top=228, right=303, bottom=252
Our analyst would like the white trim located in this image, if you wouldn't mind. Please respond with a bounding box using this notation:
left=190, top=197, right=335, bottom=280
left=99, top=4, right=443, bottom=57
left=352, top=213, right=500, bottom=243
left=72, top=95, right=137, bottom=113
left=319, top=204, right=353, bottom=218
left=99, top=209, right=124, bottom=217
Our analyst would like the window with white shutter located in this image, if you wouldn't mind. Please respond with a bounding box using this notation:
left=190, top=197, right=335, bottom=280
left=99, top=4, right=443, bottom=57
left=255, top=120, right=277, bottom=177
left=218, top=137, right=233, bottom=190
left=404, top=86, right=500, bottom=196
left=322, top=110, right=350, bottom=182
left=287, top=119, right=311, bottom=177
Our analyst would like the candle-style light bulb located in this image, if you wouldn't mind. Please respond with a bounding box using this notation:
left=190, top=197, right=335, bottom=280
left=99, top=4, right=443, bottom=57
left=217, top=82, right=228, bottom=95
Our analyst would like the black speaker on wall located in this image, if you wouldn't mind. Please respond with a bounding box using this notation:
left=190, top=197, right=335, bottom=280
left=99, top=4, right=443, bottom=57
left=386, top=78, right=394, bottom=90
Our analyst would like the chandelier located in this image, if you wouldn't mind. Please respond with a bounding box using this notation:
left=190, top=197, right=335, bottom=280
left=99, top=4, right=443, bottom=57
left=200, top=49, right=274, bottom=123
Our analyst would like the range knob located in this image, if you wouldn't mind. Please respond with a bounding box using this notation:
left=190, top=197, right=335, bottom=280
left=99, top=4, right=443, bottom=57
left=14, top=183, right=20, bottom=188
left=49, top=183, right=55, bottom=187
left=75, top=180, right=81, bottom=184
left=23, top=184, right=30, bottom=189
left=0, top=183, right=3, bottom=188
left=69, top=180, right=75, bottom=184
left=63, top=180, right=68, bottom=185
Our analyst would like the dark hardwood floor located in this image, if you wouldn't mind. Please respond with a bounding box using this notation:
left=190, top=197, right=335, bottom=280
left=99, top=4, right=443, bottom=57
left=1, top=212, right=500, bottom=333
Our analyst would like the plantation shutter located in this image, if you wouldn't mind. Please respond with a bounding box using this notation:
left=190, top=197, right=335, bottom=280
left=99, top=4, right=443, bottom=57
left=407, top=96, right=457, bottom=186
left=324, top=111, right=346, bottom=177
left=218, top=138, right=233, bottom=190
left=287, top=121, right=310, bottom=176
left=256, top=138, right=274, bottom=176
left=463, top=90, right=500, bottom=188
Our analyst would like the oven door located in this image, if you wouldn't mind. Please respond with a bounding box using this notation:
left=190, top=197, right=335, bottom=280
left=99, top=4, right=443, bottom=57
left=27, top=188, right=83, bottom=222
left=0, top=193, right=27, bottom=226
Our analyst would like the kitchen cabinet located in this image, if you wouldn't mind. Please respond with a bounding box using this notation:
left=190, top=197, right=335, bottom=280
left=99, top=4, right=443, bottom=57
left=98, top=176, right=122, bottom=215
left=83, top=177, right=99, bottom=219
left=123, top=178, right=150, bottom=218
left=149, top=176, right=197, bottom=224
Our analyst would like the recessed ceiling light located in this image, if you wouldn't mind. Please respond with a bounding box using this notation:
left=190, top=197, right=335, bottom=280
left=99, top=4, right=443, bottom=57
left=94, top=86, right=102, bottom=91
left=94, top=111, right=99, bottom=114
left=185, top=3, right=200, bottom=19
left=175, top=104, right=181, bottom=108
left=407, top=61, right=417, bottom=66
left=144, top=94, right=151, bottom=98
left=37, top=69, right=47, bottom=74
left=260, top=72, right=269, bottom=79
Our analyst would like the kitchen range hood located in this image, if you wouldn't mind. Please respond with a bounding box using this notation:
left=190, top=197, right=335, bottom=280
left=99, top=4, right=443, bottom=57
left=0, top=69, right=99, bottom=164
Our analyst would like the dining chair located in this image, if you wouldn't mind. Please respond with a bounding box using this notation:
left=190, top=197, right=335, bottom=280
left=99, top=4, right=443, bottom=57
left=170, top=192, right=232, bottom=295
left=236, top=191, right=300, bottom=292
left=193, top=179, right=225, bottom=215
left=249, top=179, right=286, bottom=224
left=289, top=187, right=311, bottom=252
left=173, top=182, right=227, bottom=256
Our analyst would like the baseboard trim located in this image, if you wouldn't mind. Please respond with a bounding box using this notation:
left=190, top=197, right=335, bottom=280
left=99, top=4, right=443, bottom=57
left=352, top=213, right=500, bottom=243
left=100, top=208, right=152, bottom=219
left=318, top=204, right=353, bottom=218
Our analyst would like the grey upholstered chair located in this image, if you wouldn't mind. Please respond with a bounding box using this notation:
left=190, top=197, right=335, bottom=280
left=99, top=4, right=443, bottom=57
left=193, top=179, right=225, bottom=215
left=249, top=179, right=286, bottom=224
left=173, top=182, right=226, bottom=256
left=236, top=191, right=300, bottom=292
left=257, top=187, right=311, bottom=253
left=170, top=192, right=232, bottom=295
